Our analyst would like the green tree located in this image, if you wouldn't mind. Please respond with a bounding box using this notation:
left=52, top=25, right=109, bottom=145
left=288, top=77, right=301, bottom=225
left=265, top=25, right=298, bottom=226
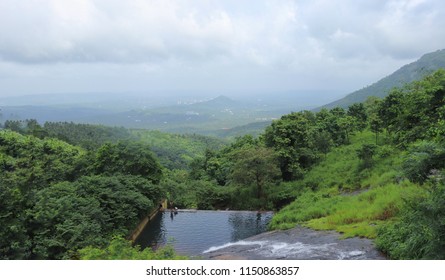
left=4, top=120, right=25, bottom=133
left=402, top=141, right=445, bottom=184
left=377, top=89, right=403, bottom=138
left=369, top=114, right=383, bottom=145
left=43, top=122, right=133, bottom=150
left=74, top=175, right=163, bottom=231
left=195, top=180, right=231, bottom=210
left=375, top=69, right=445, bottom=145
left=25, top=119, right=47, bottom=138
left=264, top=111, right=315, bottom=180
left=29, top=182, right=104, bottom=259
left=310, top=130, right=333, bottom=156
left=337, top=115, right=355, bottom=144
left=94, top=141, right=163, bottom=183
left=0, top=130, right=86, bottom=192
left=364, top=96, right=383, bottom=144
left=356, top=143, right=377, bottom=169
left=348, top=103, right=368, bottom=131
left=231, top=146, right=281, bottom=200
left=28, top=175, right=162, bottom=259
left=0, top=178, right=30, bottom=259
left=325, top=107, right=351, bottom=145
left=327, top=107, right=348, bottom=144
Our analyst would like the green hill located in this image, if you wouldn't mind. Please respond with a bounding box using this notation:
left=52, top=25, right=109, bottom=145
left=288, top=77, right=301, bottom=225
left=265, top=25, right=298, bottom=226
left=322, top=49, right=445, bottom=109
left=202, top=120, right=272, bottom=139
left=270, top=69, right=445, bottom=259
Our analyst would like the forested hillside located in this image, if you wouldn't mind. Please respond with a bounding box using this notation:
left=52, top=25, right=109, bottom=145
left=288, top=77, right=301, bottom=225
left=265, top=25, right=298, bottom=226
left=0, top=129, right=164, bottom=259
left=323, top=49, right=445, bottom=109
left=1, top=69, right=445, bottom=260
left=269, top=69, right=445, bottom=259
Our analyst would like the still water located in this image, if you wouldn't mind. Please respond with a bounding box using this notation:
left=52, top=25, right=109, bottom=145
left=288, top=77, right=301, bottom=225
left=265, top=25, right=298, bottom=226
left=135, top=210, right=273, bottom=257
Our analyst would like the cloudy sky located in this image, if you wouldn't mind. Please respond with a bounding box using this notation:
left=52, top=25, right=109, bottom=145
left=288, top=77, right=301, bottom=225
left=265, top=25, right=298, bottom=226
left=0, top=0, right=444, bottom=98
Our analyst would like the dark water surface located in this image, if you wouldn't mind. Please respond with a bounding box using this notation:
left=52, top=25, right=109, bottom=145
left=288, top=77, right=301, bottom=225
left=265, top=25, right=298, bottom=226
left=135, top=210, right=273, bottom=257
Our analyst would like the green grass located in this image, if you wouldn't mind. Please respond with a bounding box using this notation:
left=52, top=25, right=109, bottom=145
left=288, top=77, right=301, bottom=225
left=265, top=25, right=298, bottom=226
left=301, top=131, right=378, bottom=191
left=305, top=182, right=419, bottom=238
left=271, top=181, right=420, bottom=238
left=270, top=130, right=422, bottom=239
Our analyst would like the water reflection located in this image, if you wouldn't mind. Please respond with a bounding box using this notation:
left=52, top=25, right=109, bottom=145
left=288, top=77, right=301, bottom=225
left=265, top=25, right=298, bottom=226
left=228, top=212, right=271, bottom=241
left=135, top=210, right=273, bottom=256
left=134, top=211, right=166, bottom=250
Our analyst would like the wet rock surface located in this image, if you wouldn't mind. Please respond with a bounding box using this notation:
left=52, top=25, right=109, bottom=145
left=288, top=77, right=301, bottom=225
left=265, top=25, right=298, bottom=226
left=201, top=226, right=386, bottom=260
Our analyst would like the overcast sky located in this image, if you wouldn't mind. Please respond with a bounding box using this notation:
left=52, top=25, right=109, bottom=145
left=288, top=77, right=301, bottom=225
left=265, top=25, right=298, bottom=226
left=0, top=0, right=444, bottom=98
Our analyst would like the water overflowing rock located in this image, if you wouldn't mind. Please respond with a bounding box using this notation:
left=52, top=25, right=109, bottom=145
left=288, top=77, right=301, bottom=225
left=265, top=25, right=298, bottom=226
left=201, top=226, right=385, bottom=260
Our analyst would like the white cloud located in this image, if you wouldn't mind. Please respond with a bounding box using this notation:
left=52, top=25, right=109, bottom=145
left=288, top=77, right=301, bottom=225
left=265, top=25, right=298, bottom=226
left=0, top=0, right=444, bottom=95
left=373, top=0, right=445, bottom=58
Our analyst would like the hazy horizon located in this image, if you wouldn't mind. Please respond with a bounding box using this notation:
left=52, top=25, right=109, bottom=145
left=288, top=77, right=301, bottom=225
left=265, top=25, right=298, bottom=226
left=1, top=0, right=445, bottom=99
left=0, top=89, right=347, bottom=111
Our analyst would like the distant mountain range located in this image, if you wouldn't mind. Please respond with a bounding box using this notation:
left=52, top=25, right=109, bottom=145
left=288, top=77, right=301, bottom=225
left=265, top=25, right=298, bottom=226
left=2, top=49, right=445, bottom=137
left=79, top=95, right=284, bottom=134
left=321, top=49, right=445, bottom=109
left=0, top=94, right=286, bottom=136
left=0, top=89, right=340, bottom=137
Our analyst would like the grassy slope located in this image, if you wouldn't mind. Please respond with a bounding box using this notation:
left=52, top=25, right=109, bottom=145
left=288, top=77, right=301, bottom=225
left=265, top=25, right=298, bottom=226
left=270, top=131, right=422, bottom=239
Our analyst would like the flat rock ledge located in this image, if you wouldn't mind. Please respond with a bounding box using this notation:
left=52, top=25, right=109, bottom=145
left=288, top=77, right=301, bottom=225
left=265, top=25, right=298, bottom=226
left=200, top=226, right=386, bottom=260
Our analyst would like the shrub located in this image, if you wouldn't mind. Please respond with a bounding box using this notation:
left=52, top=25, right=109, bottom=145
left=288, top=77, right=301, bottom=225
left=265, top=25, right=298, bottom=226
left=78, top=236, right=186, bottom=260
left=402, top=141, right=445, bottom=183
left=376, top=180, right=445, bottom=259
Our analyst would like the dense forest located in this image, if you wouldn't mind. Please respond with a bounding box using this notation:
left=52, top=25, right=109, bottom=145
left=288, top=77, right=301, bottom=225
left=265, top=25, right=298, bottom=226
left=1, top=69, right=445, bottom=259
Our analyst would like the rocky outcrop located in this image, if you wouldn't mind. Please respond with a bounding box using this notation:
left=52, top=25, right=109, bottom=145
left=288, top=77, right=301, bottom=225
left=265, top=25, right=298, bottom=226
left=201, top=226, right=385, bottom=260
